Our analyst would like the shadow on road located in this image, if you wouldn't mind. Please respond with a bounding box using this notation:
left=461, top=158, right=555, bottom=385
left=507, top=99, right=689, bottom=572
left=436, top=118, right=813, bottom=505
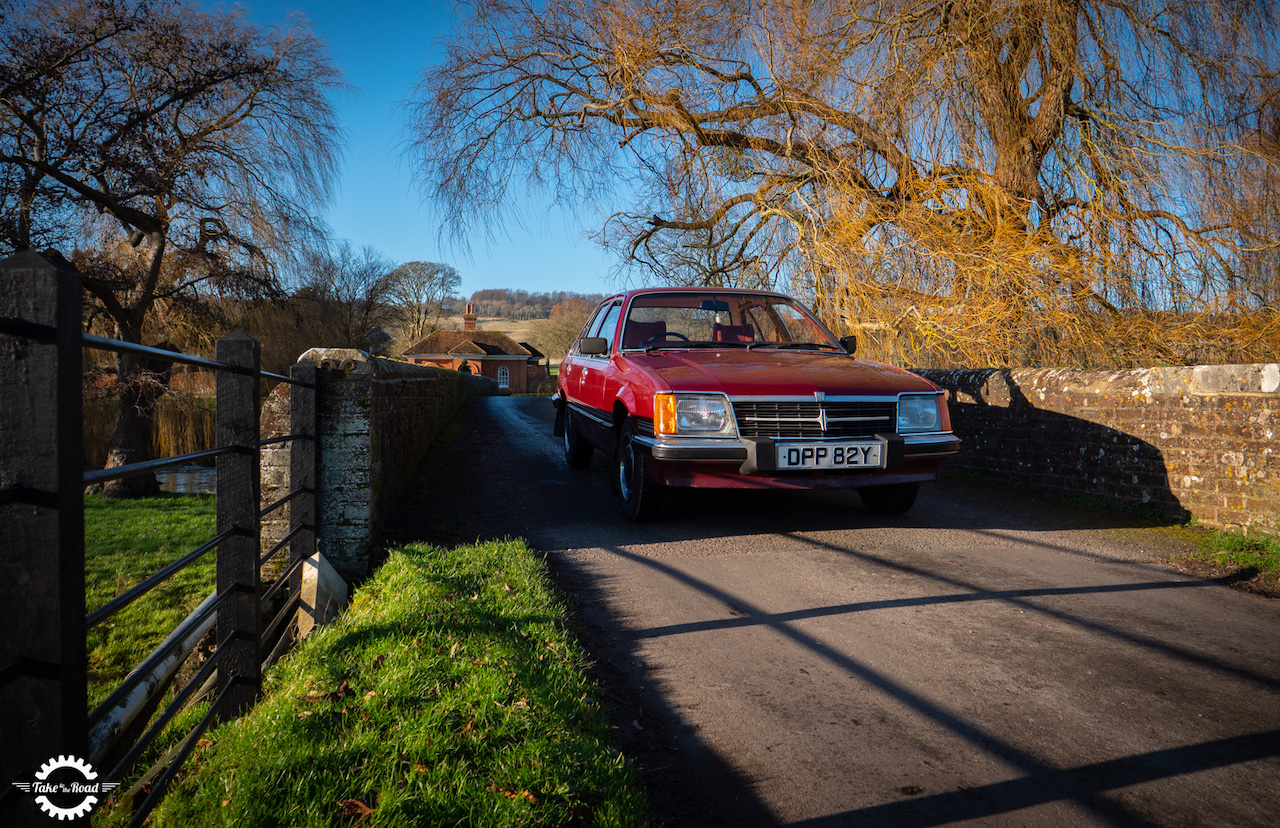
left=787, top=728, right=1280, bottom=827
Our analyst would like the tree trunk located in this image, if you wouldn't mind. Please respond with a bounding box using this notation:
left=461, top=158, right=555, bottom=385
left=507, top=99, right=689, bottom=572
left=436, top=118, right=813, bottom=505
left=97, top=351, right=168, bottom=498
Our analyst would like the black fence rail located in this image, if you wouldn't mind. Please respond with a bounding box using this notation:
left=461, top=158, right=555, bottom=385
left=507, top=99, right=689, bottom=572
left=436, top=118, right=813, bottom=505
left=0, top=251, right=320, bottom=827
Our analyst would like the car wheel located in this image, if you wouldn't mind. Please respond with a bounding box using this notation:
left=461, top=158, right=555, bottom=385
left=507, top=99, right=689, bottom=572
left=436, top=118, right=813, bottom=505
left=616, top=418, right=662, bottom=521
left=563, top=407, right=593, bottom=469
left=858, top=482, right=919, bottom=515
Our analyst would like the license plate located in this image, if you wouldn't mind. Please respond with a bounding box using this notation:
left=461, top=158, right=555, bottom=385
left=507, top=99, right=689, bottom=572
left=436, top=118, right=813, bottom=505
left=777, top=441, right=884, bottom=470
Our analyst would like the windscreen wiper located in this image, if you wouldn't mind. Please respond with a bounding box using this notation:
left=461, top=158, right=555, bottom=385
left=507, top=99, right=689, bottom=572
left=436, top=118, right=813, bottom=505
left=747, top=341, right=841, bottom=351
left=643, top=340, right=742, bottom=352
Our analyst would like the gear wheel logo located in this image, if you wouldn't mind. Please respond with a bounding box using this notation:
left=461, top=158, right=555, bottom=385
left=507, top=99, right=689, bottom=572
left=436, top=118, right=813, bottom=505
left=10, top=754, right=119, bottom=820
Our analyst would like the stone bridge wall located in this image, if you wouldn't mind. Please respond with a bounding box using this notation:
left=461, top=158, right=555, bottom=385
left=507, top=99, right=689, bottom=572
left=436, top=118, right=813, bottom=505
left=913, top=365, right=1280, bottom=533
left=262, top=351, right=496, bottom=580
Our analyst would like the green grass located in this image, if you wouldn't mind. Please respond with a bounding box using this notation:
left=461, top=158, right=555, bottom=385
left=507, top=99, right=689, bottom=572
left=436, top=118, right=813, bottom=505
left=1184, top=526, right=1280, bottom=587
left=84, top=493, right=217, bottom=710
left=146, top=539, right=650, bottom=828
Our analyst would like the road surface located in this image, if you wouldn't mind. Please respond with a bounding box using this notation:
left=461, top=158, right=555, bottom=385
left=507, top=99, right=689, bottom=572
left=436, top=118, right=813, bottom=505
left=385, top=396, right=1280, bottom=827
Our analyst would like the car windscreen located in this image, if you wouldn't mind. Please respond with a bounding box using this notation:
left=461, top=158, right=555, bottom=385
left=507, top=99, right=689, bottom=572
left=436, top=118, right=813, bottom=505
left=619, top=293, right=841, bottom=351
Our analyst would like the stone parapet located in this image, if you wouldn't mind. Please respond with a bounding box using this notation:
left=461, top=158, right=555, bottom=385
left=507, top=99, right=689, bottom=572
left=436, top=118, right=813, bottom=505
left=914, top=365, right=1280, bottom=533
left=261, top=351, right=496, bottom=580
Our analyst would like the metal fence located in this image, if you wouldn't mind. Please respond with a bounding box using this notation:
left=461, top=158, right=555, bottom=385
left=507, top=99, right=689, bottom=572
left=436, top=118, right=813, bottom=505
left=1, top=252, right=320, bottom=826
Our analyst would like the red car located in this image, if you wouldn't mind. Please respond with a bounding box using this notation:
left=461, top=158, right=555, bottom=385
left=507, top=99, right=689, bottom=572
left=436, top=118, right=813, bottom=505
left=552, top=287, right=959, bottom=520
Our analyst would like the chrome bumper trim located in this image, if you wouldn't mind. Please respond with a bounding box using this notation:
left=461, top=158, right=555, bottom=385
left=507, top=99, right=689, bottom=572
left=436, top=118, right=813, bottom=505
left=632, top=432, right=959, bottom=468
left=632, top=435, right=748, bottom=462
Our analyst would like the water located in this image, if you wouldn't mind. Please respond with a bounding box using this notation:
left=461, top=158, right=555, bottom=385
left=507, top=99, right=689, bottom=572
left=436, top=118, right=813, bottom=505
left=156, top=466, right=216, bottom=494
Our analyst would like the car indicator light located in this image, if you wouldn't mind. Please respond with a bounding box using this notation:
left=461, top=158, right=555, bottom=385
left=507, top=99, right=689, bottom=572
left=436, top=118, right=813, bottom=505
left=655, top=395, right=678, bottom=435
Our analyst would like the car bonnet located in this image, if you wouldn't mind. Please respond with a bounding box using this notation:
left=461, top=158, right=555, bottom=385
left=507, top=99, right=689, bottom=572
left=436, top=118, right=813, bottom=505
left=625, top=348, right=938, bottom=397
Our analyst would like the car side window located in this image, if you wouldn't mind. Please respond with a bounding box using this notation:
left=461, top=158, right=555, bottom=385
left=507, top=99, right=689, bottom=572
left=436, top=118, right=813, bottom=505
left=591, top=302, right=622, bottom=356
left=573, top=303, right=610, bottom=355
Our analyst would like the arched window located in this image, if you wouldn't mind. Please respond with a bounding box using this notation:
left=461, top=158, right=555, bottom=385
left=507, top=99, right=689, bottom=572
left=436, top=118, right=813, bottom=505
left=497, top=366, right=510, bottom=388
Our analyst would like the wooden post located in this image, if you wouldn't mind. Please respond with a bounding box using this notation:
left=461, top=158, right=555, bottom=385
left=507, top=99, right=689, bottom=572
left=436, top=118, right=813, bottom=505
left=289, top=362, right=319, bottom=569
left=0, top=252, right=86, bottom=826
left=215, top=332, right=261, bottom=718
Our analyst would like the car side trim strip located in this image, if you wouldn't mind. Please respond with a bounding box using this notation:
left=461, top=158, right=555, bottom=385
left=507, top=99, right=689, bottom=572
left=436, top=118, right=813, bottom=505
left=567, top=401, right=613, bottom=430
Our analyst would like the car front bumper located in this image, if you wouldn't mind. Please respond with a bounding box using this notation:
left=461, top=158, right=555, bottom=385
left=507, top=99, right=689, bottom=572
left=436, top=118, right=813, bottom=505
left=631, top=432, right=960, bottom=475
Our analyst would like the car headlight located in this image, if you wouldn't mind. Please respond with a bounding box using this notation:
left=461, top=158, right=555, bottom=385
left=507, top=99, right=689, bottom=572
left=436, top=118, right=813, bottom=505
left=654, top=394, right=737, bottom=437
left=897, top=394, right=942, bottom=433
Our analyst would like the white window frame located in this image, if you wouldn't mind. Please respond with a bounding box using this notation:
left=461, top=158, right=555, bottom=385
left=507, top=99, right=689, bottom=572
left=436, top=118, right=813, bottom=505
left=497, top=366, right=510, bottom=388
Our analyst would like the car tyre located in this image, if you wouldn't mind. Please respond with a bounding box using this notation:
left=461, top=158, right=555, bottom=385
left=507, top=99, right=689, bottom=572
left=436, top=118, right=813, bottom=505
left=616, top=418, right=662, bottom=521
left=858, top=482, right=919, bottom=515
left=563, top=407, right=593, bottom=469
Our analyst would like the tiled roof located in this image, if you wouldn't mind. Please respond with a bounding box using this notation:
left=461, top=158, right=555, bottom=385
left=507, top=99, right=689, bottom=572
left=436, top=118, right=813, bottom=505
left=405, top=330, right=531, bottom=357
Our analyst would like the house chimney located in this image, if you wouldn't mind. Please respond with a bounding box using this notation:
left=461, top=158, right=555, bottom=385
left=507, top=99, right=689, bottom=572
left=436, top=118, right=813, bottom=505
left=464, top=302, right=477, bottom=331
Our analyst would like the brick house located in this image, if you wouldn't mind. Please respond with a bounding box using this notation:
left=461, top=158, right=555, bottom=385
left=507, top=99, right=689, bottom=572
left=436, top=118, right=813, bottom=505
left=402, top=304, right=548, bottom=394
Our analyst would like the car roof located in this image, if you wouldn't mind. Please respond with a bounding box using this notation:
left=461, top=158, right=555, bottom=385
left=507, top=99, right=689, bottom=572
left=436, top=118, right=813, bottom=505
left=599, top=286, right=795, bottom=304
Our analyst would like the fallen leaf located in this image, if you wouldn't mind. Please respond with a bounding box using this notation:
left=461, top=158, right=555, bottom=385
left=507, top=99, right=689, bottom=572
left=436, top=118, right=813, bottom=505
left=196, top=739, right=212, bottom=748
left=413, top=763, right=428, bottom=773
left=449, top=642, right=459, bottom=658
left=363, top=690, right=377, bottom=700
left=371, top=654, right=388, bottom=670
left=336, top=798, right=375, bottom=823
left=494, top=787, right=538, bottom=803
left=460, top=720, right=473, bottom=735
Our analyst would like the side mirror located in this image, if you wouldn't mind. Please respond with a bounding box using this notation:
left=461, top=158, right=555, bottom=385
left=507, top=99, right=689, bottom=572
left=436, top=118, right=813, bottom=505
left=839, top=335, right=857, bottom=355
left=578, top=337, right=609, bottom=356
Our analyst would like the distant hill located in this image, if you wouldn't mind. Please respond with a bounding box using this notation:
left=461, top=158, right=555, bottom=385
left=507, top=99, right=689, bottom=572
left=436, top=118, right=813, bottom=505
left=464, top=289, right=606, bottom=321
left=436, top=314, right=542, bottom=343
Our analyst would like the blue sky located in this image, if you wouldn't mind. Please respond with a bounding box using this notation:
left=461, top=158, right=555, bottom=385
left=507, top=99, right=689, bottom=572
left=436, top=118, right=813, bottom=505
left=245, top=1, right=619, bottom=299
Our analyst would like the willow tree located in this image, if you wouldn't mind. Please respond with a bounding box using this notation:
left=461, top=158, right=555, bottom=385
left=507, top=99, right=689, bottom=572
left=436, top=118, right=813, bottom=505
left=408, top=0, right=1280, bottom=367
left=1, top=0, right=343, bottom=495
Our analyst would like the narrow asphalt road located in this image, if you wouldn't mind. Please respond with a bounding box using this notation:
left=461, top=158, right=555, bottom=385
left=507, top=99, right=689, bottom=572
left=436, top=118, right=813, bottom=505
left=385, top=396, right=1280, bottom=827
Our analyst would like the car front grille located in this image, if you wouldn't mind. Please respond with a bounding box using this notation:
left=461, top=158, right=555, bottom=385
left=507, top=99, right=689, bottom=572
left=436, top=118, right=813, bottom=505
left=732, top=400, right=897, bottom=439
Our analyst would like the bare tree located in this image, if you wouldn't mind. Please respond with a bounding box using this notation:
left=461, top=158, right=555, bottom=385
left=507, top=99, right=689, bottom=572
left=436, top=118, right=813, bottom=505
left=294, top=240, right=398, bottom=349
left=387, top=260, right=461, bottom=345
left=408, top=0, right=1280, bottom=368
left=0, top=0, right=343, bottom=494
left=527, top=296, right=596, bottom=362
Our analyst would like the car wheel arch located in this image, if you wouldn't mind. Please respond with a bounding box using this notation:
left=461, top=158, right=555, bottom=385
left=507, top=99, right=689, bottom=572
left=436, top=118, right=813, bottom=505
left=612, top=400, right=631, bottom=434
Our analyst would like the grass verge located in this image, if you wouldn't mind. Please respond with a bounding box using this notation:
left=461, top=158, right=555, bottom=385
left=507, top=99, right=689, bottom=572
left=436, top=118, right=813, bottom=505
left=145, top=539, right=651, bottom=827
left=84, top=493, right=217, bottom=709
left=1168, top=525, right=1280, bottom=598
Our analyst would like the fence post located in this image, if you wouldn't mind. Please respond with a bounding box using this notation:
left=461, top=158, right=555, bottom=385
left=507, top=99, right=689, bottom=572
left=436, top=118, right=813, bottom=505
left=289, top=362, right=319, bottom=570
left=0, top=252, right=86, bottom=826
left=216, top=332, right=261, bottom=718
